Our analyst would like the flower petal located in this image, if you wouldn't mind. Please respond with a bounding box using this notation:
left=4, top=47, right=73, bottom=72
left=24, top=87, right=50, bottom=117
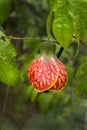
left=28, top=56, right=58, bottom=92
left=28, top=58, right=41, bottom=83
left=51, top=58, right=67, bottom=90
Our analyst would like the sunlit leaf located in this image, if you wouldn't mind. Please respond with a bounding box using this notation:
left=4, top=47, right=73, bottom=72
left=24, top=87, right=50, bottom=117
left=0, top=31, right=21, bottom=86
left=52, top=0, right=74, bottom=48
left=0, top=31, right=16, bottom=61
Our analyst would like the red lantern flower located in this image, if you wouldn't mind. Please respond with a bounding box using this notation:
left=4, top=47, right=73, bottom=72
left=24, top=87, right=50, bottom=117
left=28, top=42, right=67, bottom=92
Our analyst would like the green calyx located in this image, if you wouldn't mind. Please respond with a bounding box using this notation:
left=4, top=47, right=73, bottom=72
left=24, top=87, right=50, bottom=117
left=40, top=42, right=56, bottom=61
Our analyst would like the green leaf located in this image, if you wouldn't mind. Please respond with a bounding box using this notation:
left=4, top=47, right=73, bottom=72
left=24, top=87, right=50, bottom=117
left=0, top=59, right=21, bottom=86
left=74, top=63, right=87, bottom=96
left=0, top=0, right=12, bottom=24
left=0, top=31, right=21, bottom=86
left=68, top=0, right=87, bottom=55
left=0, top=31, right=16, bottom=61
left=68, top=0, right=87, bottom=42
left=52, top=0, right=74, bottom=48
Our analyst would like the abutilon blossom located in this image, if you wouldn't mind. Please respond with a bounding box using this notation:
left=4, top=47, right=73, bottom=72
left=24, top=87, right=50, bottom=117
left=28, top=42, right=67, bottom=92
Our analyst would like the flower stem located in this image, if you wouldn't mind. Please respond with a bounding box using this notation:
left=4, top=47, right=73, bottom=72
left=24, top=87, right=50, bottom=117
left=57, top=47, right=64, bottom=58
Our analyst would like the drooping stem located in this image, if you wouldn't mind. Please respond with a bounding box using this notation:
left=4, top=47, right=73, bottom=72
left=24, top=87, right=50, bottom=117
left=57, top=47, right=64, bottom=59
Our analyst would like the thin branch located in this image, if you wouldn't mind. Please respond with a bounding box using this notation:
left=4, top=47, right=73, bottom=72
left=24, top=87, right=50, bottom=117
left=0, top=35, right=59, bottom=44
left=1, top=35, right=40, bottom=41
left=0, top=35, right=87, bottom=46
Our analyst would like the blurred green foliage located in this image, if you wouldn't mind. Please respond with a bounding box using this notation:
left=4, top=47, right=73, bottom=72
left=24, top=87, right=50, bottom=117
left=0, top=0, right=87, bottom=130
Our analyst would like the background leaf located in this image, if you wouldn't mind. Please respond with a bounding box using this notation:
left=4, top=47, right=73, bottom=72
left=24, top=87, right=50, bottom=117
left=0, top=31, right=21, bottom=86
left=0, top=0, right=12, bottom=25
left=74, top=63, right=87, bottom=96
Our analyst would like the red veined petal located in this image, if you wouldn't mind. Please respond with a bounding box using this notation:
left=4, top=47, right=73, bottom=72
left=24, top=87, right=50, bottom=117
left=51, top=58, right=67, bottom=90
left=28, top=56, right=58, bottom=92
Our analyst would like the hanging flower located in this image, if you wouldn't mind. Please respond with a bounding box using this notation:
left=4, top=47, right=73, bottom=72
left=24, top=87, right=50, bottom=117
left=28, top=42, right=67, bottom=92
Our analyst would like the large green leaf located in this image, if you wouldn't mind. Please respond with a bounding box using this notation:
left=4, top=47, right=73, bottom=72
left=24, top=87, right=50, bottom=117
left=0, top=31, right=21, bottom=86
left=52, top=0, right=74, bottom=48
left=0, top=0, right=12, bottom=24
left=47, top=0, right=87, bottom=49
left=74, top=63, right=87, bottom=96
